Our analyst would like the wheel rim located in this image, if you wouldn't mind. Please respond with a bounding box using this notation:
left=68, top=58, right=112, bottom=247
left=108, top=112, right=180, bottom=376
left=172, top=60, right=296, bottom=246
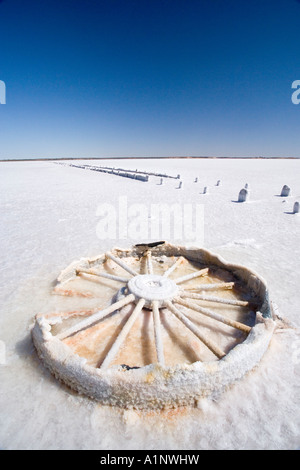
left=32, top=242, right=275, bottom=409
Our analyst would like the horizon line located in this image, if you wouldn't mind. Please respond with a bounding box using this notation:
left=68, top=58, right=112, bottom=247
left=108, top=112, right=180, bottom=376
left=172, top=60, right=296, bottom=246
left=1, top=155, right=300, bottom=162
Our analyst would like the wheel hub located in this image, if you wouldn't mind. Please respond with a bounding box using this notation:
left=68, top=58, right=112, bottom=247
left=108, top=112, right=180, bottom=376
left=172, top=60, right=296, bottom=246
left=128, top=274, right=178, bottom=307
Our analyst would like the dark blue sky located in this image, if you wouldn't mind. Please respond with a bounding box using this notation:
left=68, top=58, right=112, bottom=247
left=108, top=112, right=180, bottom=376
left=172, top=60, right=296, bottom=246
left=0, top=0, right=299, bottom=158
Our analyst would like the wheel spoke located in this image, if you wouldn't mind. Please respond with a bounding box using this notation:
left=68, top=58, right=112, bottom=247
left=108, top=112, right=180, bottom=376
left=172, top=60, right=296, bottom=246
left=164, top=300, right=226, bottom=359
left=105, top=252, right=139, bottom=276
left=183, top=282, right=235, bottom=291
left=100, top=298, right=146, bottom=369
left=78, top=269, right=129, bottom=283
left=152, top=300, right=165, bottom=365
left=174, top=297, right=251, bottom=333
left=179, top=291, right=249, bottom=307
left=163, top=256, right=184, bottom=277
left=174, top=268, right=209, bottom=285
left=145, top=250, right=154, bottom=275
left=56, top=294, right=135, bottom=340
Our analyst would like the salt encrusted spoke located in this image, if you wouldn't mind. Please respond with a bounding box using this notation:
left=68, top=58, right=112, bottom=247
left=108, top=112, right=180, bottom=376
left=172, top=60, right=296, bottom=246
left=78, top=269, right=129, bottom=284
left=163, top=256, right=185, bottom=277
left=174, top=297, right=251, bottom=333
left=56, top=294, right=136, bottom=340
left=100, top=298, right=146, bottom=370
left=145, top=250, right=154, bottom=275
left=164, top=300, right=226, bottom=359
left=180, top=291, right=249, bottom=307
left=152, top=300, right=165, bottom=365
left=174, top=268, right=209, bottom=285
left=105, top=252, right=139, bottom=276
left=183, top=282, right=235, bottom=291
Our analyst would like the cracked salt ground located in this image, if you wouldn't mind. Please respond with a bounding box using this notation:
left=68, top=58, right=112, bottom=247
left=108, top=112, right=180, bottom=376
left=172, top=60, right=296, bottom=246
left=0, top=158, right=300, bottom=449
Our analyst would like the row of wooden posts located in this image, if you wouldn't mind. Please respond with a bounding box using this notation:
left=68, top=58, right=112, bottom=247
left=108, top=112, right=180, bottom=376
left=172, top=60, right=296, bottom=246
left=61, top=162, right=299, bottom=214
left=174, top=177, right=299, bottom=213
left=238, top=184, right=299, bottom=213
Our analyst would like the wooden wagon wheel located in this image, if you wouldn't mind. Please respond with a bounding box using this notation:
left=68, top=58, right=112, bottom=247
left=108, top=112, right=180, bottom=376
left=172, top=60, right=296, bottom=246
left=32, top=243, right=275, bottom=409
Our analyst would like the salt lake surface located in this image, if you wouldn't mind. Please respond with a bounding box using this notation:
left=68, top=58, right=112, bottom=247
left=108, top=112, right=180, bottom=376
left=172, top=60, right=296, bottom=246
left=0, top=158, right=299, bottom=449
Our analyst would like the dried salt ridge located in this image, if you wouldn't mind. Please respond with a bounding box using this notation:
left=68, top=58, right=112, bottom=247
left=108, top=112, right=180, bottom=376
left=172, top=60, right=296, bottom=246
left=32, top=243, right=276, bottom=410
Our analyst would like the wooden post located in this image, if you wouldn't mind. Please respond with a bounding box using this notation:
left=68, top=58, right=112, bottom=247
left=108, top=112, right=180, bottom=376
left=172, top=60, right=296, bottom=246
left=238, top=188, right=249, bottom=202
left=281, top=185, right=290, bottom=197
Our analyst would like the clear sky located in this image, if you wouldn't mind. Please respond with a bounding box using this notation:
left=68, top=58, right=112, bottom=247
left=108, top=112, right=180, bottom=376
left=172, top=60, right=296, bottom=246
left=0, top=0, right=299, bottom=159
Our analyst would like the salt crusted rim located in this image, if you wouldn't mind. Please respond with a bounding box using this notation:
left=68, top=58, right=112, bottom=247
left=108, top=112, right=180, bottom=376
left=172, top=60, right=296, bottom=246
left=32, top=243, right=276, bottom=409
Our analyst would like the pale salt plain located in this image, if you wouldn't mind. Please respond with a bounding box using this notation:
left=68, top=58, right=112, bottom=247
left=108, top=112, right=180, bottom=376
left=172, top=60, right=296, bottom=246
left=0, top=157, right=300, bottom=450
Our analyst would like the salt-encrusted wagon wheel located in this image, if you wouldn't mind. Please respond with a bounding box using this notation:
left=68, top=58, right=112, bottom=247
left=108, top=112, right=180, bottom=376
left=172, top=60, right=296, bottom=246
left=32, top=242, right=276, bottom=409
